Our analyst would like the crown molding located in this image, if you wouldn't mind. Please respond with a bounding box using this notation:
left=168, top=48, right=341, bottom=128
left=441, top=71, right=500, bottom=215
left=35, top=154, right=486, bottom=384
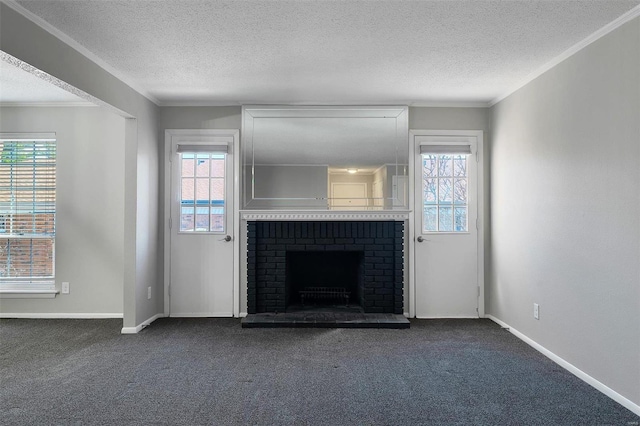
left=409, top=101, right=490, bottom=108
left=2, top=0, right=160, bottom=106
left=490, top=4, right=640, bottom=107
left=159, top=100, right=491, bottom=108
left=158, top=100, right=243, bottom=107
left=0, top=101, right=96, bottom=108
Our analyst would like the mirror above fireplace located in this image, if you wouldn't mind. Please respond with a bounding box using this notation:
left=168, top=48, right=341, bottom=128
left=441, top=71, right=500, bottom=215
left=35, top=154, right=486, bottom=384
left=242, top=106, right=409, bottom=210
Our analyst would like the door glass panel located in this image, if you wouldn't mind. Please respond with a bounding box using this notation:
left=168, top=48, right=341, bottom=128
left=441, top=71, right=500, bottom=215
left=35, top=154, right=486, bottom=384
left=424, top=178, right=437, bottom=204
left=454, top=207, right=467, bottom=232
left=454, top=178, right=467, bottom=204
left=438, top=206, right=453, bottom=231
left=438, top=178, right=453, bottom=202
left=422, top=154, right=468, bottom=232
left=424, top=206, right=437, bottom=232
left=182, top=158, right=195, bottom=177
left=424, top=156, right=437, bottom=177
left=180, top=206, right=194, bottom=232
left=438, top=155, right=452, bottom=177
left=179, top=153, right=226, bottom=233
left=195, top=154, right=210, bottom=176
left=453, top=156, right=466, bottom=177
left=211, top=158, right=225, bottom=178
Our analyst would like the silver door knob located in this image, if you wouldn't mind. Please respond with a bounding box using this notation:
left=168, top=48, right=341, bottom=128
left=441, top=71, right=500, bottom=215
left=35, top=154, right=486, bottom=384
left=221, top=235, right=232, bottom=242
left=416, top=236, right=424, bottom=243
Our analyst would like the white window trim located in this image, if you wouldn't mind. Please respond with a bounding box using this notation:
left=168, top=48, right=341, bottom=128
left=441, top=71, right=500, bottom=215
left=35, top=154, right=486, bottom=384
left=0, top=281, right=58, bottom=298
left=0, top=133, right=57, bottom=298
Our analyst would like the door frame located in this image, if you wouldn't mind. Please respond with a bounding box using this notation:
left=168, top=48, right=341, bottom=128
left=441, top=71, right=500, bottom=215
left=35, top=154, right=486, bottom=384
left=163, top=129, right=241, bottom=317
left=408, top=130, right=484, bottom=318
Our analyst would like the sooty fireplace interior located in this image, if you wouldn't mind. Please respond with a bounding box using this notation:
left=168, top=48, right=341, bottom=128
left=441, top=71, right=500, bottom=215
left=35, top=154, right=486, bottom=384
left=287, top=251, right=363, bottom=307
left=247, top=221, right=404, bottom=314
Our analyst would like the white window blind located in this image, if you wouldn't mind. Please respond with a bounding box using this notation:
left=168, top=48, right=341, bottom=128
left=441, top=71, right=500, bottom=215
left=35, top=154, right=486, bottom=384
left=420, top=144, right=472, bottom=155
left=0, top=138, right=56, bottom=283
left=177, top=144, right=228, bottom=153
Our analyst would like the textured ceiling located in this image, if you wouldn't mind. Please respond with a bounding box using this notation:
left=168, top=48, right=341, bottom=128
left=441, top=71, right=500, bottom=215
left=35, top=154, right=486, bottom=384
left=12, top=0, right=640, bottom=106
left=0, top=60, right=88, bottom=104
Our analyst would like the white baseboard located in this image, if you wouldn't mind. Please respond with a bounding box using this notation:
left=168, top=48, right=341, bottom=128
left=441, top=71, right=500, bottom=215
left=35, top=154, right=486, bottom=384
left=416, top=315, right=480, bottom=319
left=120, top=313, right=164, bottom=334
left=169, top=312, right=233, bottom=318
left=485, top=314, right=640, bottom=417
left=0, top=313, right=122, bottom=319
left=239, top=311, right=248, bottom=318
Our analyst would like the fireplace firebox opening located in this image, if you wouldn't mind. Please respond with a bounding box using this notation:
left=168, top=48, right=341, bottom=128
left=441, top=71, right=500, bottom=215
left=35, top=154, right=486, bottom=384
left=286, top=251, right=364, bottom=310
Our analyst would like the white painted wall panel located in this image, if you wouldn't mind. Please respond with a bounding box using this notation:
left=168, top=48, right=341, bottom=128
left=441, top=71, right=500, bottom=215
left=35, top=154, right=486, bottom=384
left=0, top=107, right=125, bottom=314
left=490, top=17, right=640, bottom=406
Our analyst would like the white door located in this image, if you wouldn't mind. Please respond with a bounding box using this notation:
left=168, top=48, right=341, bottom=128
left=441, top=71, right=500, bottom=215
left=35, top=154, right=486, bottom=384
left=331, top=182, right=368, bottom=210
left=168, top=132, right=236, bottom=317
left=413, top=133, right=481, bottom=318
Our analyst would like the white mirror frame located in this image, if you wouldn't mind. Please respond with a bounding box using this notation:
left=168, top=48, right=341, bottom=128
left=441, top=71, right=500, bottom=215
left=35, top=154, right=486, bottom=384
left=241, top=105, right=409, bottom=210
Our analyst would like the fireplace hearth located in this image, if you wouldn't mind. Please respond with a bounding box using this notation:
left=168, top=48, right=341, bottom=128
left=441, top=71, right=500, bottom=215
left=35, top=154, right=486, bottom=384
left=247, top=221, right=404, bottom=315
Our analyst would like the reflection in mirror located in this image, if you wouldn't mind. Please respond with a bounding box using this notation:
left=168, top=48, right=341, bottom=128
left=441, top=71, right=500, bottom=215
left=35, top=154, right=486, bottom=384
left=242, top=106, right=409, bottom=210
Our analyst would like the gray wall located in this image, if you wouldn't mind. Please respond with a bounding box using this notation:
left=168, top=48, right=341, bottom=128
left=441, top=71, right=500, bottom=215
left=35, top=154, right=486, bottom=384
left=159, top=107, right=241, bottom=130
left=490, top=17, right=640, bottom=406
left=251, top=165, right=328, bottom=209
left=1, top=3, right=162, bottom=329
left=0, top=107, right=125, bottom=314
left=409, top=107, right=489, bottom=131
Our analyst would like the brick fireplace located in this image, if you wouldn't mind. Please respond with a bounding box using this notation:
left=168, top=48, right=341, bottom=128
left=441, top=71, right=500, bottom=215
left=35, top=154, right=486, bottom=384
left=247, top=221, right=404, bottom=314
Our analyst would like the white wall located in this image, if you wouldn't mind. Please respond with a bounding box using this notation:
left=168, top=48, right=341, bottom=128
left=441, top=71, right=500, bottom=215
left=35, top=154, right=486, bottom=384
left=490, top=17, right=640, bottom=408
left=1, top=3, right=161, bottom=330
left=0, top=107, right=125, bottom=315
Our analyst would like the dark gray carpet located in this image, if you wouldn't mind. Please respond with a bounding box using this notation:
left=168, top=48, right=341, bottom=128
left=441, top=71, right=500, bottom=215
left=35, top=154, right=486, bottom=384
left=0, top=318, right=637, bottom=426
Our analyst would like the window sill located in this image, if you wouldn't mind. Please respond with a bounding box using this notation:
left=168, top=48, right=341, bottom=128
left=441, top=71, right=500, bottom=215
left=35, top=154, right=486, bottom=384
left=0, top=290, right=59, bottom=299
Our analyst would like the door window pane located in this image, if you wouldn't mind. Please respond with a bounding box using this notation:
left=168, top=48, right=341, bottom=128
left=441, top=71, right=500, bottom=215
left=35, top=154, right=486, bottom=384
left=454, top=207, right=467, bottom=232
left=439, top=206, right=453, bottom=231
left=424, top=206, right=437, bottom=232
left=438, top=155, right=452, bottom=177
left=179, top=152, right=226, bottom=232
left=423, top=156, right=437, bottom=178
left=180, top=207, right=194, bottom=232
left=424, top=178, right=437, bottom=204
left=454, top=178, right=467, bottom=204
left=453, top=155, right=467, bottom=177
left=422, top=153, right=468, bottom=232
left=438, top=178, right=453, bottom=202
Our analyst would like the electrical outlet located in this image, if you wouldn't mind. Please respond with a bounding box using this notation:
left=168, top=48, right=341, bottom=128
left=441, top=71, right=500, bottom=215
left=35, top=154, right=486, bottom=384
left=147, top=286, right=152, bottom=300
left=533, top=303, right=539, bottom=320
left=61, top=282, right=70, bottom=294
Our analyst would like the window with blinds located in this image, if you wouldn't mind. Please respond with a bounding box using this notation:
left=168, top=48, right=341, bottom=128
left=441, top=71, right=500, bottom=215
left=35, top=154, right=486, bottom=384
left=0, top=137, right=56, bottom=283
